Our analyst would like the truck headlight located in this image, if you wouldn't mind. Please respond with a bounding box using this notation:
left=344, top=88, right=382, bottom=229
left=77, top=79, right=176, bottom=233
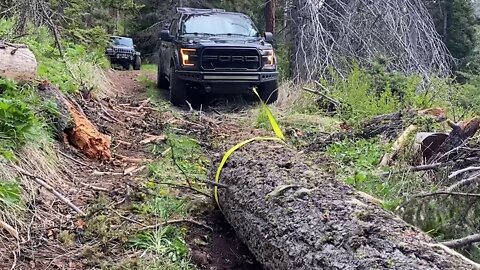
left=180, top=48, right=197, bottom=67
left=261, top=49, right=275, bottom=68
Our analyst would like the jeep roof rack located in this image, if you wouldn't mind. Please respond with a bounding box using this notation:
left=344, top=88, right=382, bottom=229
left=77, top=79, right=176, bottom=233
left=176, top=7, right=225, bottom=13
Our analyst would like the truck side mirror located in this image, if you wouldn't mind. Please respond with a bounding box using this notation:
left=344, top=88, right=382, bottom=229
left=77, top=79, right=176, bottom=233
left=160, top=30, right=173, bottom=42
left=264, top=32, right=274, bottom=43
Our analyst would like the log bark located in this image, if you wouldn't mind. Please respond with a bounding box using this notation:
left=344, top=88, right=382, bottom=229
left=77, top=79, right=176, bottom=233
left=218, top=142, right=479, bottom=270
left=38, top=82, right=111, bottom=160
left=0, top=42, right=37, bottom=81
left=428, top=118, right=480, bottom=163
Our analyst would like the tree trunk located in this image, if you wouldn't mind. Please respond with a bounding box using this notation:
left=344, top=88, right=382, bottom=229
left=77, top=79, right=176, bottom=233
left=38, top=82, right=112, bottom=160
left=0, top=42, right=37, bottom=81
left=218, top=141, right=479, bottom=270
left=265, top=0, right=276, bottom=33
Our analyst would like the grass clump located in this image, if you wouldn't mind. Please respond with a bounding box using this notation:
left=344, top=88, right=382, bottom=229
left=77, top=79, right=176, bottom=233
left=130, top=226, right=193, bottom=268
left=148, top=132, right=209, bottom=185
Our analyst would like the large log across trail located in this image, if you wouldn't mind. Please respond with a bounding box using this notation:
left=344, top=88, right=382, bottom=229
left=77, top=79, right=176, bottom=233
left=218, top=142, right=479, bottom=270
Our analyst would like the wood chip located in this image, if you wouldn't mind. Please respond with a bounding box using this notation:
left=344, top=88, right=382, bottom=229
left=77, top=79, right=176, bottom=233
left=124, top=166, right=138, bottom=175
left=140, top=134, right=167, bottom=145
left=92, top=170, right=123, bottom=176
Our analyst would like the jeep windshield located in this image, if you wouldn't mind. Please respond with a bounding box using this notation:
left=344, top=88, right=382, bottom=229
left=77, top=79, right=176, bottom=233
left=180, top=13, right=259, bottom=38
left=110, top=37, right=134, bottom=47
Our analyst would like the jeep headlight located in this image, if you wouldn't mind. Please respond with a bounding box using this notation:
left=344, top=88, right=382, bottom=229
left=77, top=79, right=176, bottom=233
left=261, top=49, right=275, bottom=68
left=106, top=48, right=114, bottom=54
left=180, top=48, right=197, bottom=67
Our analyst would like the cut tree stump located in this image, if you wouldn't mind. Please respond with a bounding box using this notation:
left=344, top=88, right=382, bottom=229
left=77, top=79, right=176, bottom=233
left=38, top=81, right=111, bottom=160
left=218, top=142, right=479, bottom=270
left=0, top=42, right=37, bottom=81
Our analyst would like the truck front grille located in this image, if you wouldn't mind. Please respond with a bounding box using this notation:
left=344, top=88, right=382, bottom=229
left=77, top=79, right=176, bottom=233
left=201, top=48, right=260, bottom=71
left=114, top=48, right=134, bottom=54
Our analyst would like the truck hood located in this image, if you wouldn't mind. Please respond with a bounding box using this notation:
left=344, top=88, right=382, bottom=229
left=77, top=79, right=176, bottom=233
left=181, top=36, right=271, bottom=49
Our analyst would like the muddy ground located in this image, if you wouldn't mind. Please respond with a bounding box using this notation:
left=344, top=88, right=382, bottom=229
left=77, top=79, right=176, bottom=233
left=0, top=70, right=263, bottom=270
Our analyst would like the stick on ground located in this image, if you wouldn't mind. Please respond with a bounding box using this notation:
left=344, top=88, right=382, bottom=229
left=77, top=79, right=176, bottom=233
left=10, top=163, right=86, bottom=216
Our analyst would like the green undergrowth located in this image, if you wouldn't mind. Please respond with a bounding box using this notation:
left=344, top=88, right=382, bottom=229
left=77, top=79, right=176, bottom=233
left=326, top=139, right=435, bottom=210
left=123, top=131, right=209, bottom=269
left=142, top=64, right=157, bottom=73
left=0, top=78, right=55, bottom=159
left=147, top=131, right=209, bottom=195
left=132, top=131, right=209, bottom=269
left=1, top=19, right=109, bottom=94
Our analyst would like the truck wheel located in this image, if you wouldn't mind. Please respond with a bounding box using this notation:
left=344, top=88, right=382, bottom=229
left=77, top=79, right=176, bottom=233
left=157, top=63, right=170, bottom=89
left=133, top=56, right=141, bottom=70
left=258, top=80, right=279, bottom=104
left=169, top=66, right=187, bottom=106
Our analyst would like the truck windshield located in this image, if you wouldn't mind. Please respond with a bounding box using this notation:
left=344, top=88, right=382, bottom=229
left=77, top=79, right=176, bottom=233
left=180, top=13, right=259, bottom=37
left=111, top=37, right=134, bottom=47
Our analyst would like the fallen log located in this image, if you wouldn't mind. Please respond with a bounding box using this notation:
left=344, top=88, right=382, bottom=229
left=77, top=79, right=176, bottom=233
left=38, top=81, right=111, bottom=160
left=428, top=118, right=480, bottom=163
left=0, top=41, right=37, bottom=81
left=218, top=142, right=479, bottom=269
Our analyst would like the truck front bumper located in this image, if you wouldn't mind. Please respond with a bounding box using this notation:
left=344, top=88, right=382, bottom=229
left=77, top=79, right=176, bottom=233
left=176, top=70, right=278, bottom=84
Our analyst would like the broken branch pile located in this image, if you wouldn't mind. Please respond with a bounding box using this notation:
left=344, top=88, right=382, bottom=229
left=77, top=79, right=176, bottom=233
left=218, top=142, right=479, bottom=269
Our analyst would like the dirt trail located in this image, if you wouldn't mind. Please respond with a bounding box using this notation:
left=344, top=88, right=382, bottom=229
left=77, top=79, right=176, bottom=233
left=3, top=70, right=261, bottom=270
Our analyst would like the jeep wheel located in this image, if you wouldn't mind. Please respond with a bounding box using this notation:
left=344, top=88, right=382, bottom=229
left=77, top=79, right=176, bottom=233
left=169, top=66, right=187, bottom=106
left=157, top=63, right=170, bottom=89
left=258, top=80, right=279, bottom=104
left=133, top=56, right=141, bottom=70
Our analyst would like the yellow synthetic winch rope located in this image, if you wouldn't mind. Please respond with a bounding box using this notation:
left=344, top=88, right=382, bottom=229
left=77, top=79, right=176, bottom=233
left=214, top=88, right=284, bottom=209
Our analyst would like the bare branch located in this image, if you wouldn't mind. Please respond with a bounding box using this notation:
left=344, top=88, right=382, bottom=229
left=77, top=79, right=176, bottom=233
left=291, top=0, right=452, bottom=81
left=441, top=234, right=480, bottom=249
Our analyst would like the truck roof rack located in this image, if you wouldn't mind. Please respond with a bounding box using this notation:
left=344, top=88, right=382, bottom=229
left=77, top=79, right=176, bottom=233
left=176, top=7, right=225, bottom=13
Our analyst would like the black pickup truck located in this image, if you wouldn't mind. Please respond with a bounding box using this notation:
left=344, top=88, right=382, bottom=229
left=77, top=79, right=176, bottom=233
left=158, top=7, right=279, bottom=106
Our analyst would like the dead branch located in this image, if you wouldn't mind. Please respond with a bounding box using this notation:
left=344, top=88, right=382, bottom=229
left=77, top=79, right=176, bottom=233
left=449, top=166, right=480, bottom=179
left=302, top=86, right=340, bottom=107
left=10, top=163, right=86, bottom=216
left=58, top=151, right=93, bottom=169
left=0, top=220, right=19, bottom=240
left=291, top=0, right=452, bottom=81
left=115, top=154, right=152, bottom=163
left=441, top=234, right=480, bottom=249
left=380, top=125, right=418, bottom=166
left=446, top=172, right=480, bottom=192
left=415, top=191, right=480, bottom=199
left=91, top=170, right=123, bottom=176
left=140, top=134, right=167, bottom=145
left=79, top=182, right=108, bottom=192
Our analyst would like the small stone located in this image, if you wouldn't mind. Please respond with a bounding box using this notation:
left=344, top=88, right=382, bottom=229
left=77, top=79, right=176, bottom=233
left=191, top=250, right=209, bottom=266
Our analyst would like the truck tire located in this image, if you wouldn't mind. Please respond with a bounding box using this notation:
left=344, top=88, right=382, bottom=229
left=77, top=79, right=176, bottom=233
left=169, top=66, right=187, bottom=106
left=133, top=56, right=141, bottom=70
left=258, top=80, right=279, bottom=104
left=157, top=63, right=170, bottom=89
